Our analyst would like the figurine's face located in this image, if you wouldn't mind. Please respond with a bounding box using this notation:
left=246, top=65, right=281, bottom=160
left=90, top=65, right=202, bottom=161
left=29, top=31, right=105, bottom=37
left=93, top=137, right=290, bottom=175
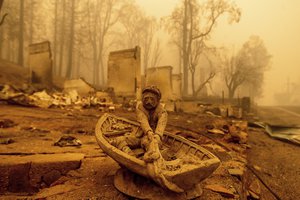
left=142, top=92, right=159, bottom=110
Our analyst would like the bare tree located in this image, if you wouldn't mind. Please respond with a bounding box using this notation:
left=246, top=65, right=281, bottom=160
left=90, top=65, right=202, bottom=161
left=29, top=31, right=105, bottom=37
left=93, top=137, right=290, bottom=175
left=65, top=0, right=75, bottom=79
left=58, top=0, right=66, bottom=76
left=87, top=0, right=122, bottom=85
left=165, top=0, right=240, bottom=96
left=17, top=0, right=24, bottom=66
left=52, top=0, right=58, bottom=75
left=222, top=36, right=271, bottom=99
left=141, top=17, right=159, bottom=71
left=189, top=39, right=204, bottom=96
left=150, top=39, right=162, bottom=69
left=189, top=40, right=216, bottom=97
left=117, top=2, right=143, bottom=48
left=118, top=2, right=161, bottom=73
left=52, top=0, right=81, bottom=79
left=0, top=1, right=19, bottom=61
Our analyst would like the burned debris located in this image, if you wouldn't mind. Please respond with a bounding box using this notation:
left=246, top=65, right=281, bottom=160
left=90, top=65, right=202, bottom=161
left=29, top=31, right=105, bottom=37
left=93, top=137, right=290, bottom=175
left=0, top=84, right=114, bottom=110
left=54, top=135, right=82, bottom=147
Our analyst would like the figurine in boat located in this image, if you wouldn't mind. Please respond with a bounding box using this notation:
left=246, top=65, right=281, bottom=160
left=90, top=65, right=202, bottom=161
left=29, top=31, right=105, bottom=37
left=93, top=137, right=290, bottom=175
left=95, top=85, right=220, bottom=198
left=110, top=85, right=167, bottom=163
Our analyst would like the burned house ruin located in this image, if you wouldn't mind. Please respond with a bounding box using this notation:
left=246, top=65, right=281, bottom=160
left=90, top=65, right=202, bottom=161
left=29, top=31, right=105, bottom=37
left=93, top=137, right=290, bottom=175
left=107, top=46, right=141, bottom=101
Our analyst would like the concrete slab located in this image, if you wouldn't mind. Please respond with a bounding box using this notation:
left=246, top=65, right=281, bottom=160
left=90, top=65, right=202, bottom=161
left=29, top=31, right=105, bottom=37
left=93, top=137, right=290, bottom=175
left=0, top=153, right=84, bottom=193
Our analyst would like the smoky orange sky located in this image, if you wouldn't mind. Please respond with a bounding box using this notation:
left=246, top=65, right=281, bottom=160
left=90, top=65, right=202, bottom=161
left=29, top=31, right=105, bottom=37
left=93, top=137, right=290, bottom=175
left=137, top=0, right=300, bottom=105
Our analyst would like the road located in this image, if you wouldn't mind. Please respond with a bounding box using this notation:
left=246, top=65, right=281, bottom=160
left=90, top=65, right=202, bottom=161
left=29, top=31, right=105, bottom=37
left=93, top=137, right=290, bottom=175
left=256, top=106, right=300, bottom=126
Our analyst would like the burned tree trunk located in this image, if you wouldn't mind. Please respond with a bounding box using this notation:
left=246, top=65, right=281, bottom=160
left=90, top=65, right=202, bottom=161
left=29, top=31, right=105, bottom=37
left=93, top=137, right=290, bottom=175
left=18, top=0, right=24, bottom=66
left=65, top=0, right=75, bottom=79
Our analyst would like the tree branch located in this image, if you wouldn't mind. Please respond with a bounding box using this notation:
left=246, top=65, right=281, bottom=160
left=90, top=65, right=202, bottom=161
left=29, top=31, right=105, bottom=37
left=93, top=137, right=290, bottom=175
left=192, top=5, right=222, bottom=40
left=0, top=13, right=7, bottom=26
left=195, top=71, right=216, bottom=96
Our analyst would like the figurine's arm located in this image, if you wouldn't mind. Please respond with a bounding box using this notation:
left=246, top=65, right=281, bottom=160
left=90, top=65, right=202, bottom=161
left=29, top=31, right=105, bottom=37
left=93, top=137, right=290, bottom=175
left=155, top=110, right=168, bottom=139
left=136, top=106, right=153, bottom=136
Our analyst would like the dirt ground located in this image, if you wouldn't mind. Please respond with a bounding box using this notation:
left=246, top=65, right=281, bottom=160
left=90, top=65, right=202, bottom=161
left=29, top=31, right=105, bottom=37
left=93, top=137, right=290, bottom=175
left=247, top=127, right=300, bottom=200
left=0, top=104, right=299, bottom=199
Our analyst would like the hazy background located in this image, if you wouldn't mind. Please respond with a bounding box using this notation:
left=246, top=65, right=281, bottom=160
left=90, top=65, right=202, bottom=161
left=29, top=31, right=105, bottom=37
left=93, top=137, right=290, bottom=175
left=137, top=0, right=300, bottom=105
left=1, top=0, right=299, bottom=105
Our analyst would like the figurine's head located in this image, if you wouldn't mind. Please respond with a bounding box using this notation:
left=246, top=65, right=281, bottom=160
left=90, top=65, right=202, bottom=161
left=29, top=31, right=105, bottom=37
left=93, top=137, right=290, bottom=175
left=142, top=85, right=161, bottom=110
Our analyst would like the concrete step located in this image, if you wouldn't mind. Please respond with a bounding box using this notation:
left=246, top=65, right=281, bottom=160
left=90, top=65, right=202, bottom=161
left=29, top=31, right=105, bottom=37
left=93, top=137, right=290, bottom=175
left=0, top=153, right=84, bottom=194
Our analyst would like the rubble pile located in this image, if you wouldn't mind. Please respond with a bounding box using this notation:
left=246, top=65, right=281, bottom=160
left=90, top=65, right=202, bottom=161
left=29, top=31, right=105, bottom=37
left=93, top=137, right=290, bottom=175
left=0, top=84, right=114, bottom=110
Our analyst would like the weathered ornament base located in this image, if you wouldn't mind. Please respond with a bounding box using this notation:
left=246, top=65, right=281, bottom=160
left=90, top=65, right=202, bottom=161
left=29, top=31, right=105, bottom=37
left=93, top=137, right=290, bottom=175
left=114, top=168, right=203, bottom=200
